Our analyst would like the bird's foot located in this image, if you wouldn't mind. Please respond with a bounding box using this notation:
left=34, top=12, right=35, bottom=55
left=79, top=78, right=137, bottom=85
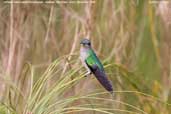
left=84, top=72, right=92, bottom=77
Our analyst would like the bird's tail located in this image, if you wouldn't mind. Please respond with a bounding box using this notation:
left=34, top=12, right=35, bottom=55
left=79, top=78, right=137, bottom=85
left=110, top=90, right=115, bottom=99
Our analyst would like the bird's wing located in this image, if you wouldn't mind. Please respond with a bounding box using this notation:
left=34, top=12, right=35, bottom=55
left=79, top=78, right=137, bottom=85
left=85, top=61, right=113, bottom=92
left=85, top=49, right=104, bottom=71
left=85, top=50, right=113, bottom=93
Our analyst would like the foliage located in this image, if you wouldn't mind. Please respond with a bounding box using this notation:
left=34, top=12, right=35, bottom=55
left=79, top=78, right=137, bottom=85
left=0, top=0, right=171, bottom=114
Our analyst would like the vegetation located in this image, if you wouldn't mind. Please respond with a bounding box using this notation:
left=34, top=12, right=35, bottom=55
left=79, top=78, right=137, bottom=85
left=0, top=0, right=171, bottom=114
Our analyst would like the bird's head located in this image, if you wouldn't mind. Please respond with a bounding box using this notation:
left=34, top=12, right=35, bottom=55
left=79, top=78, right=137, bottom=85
left=80, top=38, right=91, bottom=48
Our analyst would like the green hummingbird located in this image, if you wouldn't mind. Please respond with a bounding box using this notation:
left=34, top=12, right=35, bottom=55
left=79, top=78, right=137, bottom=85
left=80, top=38, right=113, bottom=94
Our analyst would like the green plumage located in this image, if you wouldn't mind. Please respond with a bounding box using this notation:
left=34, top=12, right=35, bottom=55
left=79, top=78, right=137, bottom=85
left=80, top=38, right=113, bottom=93
left=86, top=49, right=104, bottom=71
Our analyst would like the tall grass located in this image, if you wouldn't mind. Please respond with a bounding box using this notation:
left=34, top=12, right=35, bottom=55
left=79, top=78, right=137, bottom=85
left=0, top=0, right=171, bottom=114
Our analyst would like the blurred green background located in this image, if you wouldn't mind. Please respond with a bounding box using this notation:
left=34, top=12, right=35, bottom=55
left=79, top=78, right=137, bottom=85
left=0, top=0, right=171, bottom=114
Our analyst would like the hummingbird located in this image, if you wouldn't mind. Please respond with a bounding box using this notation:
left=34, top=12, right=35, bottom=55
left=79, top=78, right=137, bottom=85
left=80, top=38, right=113, bottom=94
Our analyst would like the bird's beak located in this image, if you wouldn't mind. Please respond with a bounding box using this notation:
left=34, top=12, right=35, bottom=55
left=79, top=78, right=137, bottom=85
left=80, top=41, right=83, bottom=44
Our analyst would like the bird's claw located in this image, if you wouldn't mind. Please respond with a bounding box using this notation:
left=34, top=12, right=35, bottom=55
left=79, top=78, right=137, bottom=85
left=84, top=72, right=92, bottom=77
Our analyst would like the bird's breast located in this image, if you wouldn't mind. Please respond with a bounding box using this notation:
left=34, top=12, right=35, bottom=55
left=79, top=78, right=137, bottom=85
left=80, top=48, right=89, bottom=62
